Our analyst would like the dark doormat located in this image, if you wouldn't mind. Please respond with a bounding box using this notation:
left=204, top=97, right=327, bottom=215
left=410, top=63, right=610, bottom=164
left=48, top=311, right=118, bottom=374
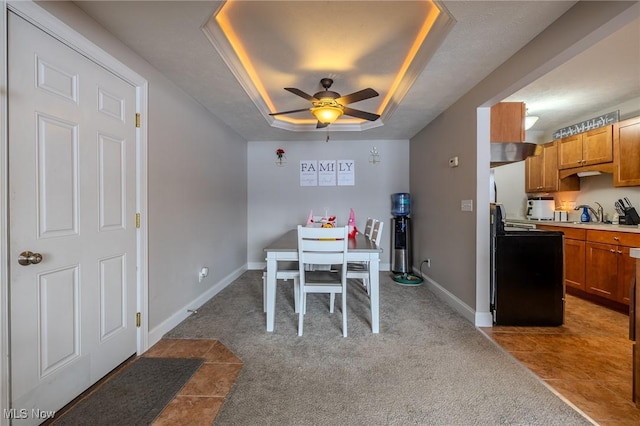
left=51, top=357, right=203, bottom=426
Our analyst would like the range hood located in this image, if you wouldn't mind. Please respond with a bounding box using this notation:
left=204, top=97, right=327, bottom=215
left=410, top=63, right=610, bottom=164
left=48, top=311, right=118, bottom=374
left=490, top=142, right=539, bottom=167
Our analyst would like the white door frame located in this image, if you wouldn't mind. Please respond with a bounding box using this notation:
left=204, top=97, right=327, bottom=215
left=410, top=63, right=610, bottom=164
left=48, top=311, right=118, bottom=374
left=0, top=1, right=149, bottom=422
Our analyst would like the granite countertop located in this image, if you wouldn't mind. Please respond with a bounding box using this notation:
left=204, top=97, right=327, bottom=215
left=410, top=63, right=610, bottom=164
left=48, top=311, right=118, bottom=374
left=505, top=218, right=640, bottom=234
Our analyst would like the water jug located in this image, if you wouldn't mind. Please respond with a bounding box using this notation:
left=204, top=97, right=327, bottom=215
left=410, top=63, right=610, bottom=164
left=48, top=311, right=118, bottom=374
left=391, top=193, right=411, bottom=216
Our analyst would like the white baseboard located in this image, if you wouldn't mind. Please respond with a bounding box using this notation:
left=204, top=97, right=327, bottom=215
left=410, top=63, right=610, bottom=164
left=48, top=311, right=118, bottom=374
left=147, top=264, right=247, bottom=348
left=475, top=311, right=494, bottom=327
left=414, top=267, right=477, bottom=325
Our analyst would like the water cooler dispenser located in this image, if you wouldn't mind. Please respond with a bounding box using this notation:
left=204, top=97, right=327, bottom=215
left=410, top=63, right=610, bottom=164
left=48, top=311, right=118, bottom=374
left=391, top=193, right=422, bottom=285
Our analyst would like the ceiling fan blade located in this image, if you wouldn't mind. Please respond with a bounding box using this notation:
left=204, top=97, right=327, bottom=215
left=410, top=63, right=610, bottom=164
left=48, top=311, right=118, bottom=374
left=336, top=88, right=379, bottom=105
left=285, top=87, right=318, bottom=101
left=316, top=121, right=329, bottom=129
left=269, top=108, right=311, bottom=116
left=342, top=106, right=380, bottom=121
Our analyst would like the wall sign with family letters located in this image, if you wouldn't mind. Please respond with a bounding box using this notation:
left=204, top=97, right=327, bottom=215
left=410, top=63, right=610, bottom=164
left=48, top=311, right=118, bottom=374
left=300, top=160, right=355, bottom=187
left=552, top=110, right=619, bottom=139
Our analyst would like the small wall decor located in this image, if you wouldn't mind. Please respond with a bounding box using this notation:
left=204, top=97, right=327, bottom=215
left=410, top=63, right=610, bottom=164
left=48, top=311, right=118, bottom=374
left=275, top=148, right=286, bottom=166
left=369, top=146, right=381, bottom=164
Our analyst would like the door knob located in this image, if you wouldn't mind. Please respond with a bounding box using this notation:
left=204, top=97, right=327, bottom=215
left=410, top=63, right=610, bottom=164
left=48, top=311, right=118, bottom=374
left=18, top=251, right=43, bottom=266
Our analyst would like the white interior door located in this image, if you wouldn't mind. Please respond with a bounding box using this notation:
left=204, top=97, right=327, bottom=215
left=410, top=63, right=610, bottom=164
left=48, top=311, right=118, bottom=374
left=8, top=13, right=137, bottom=421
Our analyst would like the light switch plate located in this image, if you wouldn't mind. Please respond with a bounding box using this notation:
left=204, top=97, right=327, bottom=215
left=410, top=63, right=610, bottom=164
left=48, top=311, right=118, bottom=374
left=461, top=199, right=473, bottom=211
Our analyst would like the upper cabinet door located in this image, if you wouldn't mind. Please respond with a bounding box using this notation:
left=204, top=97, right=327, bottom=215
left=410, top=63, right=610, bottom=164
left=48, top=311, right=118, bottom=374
left=558, top=134, right=584, bottom=169
left=525, top=153, right=544, bottom=193
left=557, top=125, right=613, bottom=170
left=490, top=102, right=525, bottom=142
left=614, top=116, right=640, bottom=187
left=582, top=125, right=613, bottom=166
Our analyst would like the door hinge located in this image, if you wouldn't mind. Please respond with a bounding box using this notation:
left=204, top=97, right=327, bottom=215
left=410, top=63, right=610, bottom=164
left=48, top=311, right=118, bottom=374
left=136, top=312, right=141, bottom=328
left=135, top=113, right=141, bottom=128
left=135, top=213, right=141, bottom=228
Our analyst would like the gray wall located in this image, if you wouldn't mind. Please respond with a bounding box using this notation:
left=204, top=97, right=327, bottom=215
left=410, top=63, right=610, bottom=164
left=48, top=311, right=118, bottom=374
left=247, top=139, right=410, bottom=269
left=36, top=1, right=248, bottom=330
left=410, top=1, right=638, bottom=321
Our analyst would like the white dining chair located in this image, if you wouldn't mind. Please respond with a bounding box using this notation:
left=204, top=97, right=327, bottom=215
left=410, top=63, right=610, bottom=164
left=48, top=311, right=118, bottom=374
left=346, top=220, right=383, bottom=296
left=297, top=225, right=349, bottom=337
left=362, top=217, right=375, bottom=239
left=262, top=261, right=300, bottom=313
left=370, top=220, right=384, bottom=247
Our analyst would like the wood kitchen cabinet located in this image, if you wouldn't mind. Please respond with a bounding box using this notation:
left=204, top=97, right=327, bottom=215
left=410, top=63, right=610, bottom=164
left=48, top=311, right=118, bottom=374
left=565, top=238, right=587, bottom=291
left=585, top=230, right=640, bottom=304
left=537, top=225, right=586, bottom=291
left=525, top=141, right=579, bottom=193
left=525, top=149, right=544, bottom=193
left=558, top=125, right=613, bottom=170
left=613, top=115, right=640, bottom=187
left=620, top=246, right=636, bottom=304
left=491, top=102, right=525, bottom=142
left=536, top=226, right=639, bottom=306
left=586, top=242, right=624, bottom=301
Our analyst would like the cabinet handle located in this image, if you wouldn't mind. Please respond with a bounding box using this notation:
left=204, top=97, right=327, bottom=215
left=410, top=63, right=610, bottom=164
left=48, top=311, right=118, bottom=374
left=610, top=249, right=616, bottom=253
left=617, top=250, right=623, bottom=254
left=613, top=236, right=620, bottom=241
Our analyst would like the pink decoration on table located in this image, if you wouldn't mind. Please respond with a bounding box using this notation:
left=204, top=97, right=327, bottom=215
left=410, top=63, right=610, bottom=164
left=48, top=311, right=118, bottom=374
left=348, top=208, right=358, bottom=238
left=306, top=210, right=314, bottom=226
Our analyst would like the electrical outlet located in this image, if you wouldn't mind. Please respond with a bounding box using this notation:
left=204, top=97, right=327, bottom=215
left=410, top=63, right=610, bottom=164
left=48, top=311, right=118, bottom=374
left=425, top=258, right=431, bottom=268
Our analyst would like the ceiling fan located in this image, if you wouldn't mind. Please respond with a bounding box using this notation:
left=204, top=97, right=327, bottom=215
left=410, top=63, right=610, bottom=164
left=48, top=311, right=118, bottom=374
left=269, top=78, right=381, bottom=128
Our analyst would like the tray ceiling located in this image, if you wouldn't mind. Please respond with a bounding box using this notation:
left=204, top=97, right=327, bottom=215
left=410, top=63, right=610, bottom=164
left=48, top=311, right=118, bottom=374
left=72, top=1, right=639, bottom=142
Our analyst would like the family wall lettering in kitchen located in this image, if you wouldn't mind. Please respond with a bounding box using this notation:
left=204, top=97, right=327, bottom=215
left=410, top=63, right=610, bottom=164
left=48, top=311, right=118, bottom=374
left=300, top=160, right=355, bottom=186
left=552, top=110, right=619, bottom=139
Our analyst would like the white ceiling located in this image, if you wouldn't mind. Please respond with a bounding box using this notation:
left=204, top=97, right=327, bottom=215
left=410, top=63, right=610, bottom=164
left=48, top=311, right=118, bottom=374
left=73, top=1, right=640, bottom=142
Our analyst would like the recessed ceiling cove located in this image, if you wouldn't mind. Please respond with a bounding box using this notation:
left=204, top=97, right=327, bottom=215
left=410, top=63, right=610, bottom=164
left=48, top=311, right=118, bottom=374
left=202, top=0, right=455, bottom=132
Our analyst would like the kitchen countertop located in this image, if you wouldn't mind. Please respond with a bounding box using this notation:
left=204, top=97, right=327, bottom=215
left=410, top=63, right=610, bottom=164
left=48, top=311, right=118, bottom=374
left=506, top=219, right=640, bottom=234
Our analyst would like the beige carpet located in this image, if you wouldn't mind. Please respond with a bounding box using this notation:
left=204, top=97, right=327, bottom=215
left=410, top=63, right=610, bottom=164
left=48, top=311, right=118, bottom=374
left=165, top=271, right=591, bottom=425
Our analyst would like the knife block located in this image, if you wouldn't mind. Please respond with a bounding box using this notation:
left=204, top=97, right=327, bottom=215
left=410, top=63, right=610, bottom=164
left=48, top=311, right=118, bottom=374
left=621, top=207, right=640, bottom=225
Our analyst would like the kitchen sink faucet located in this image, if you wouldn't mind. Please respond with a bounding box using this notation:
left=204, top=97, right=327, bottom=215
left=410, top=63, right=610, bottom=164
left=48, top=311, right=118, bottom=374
left=594, top=202, right=604, bottom=223
left=574, top=203, right=602, bottom=222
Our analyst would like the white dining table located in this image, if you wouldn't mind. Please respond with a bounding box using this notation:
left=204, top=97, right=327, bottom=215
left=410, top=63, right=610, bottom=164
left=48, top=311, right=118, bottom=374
left=263, top=229, right=382, bottom=333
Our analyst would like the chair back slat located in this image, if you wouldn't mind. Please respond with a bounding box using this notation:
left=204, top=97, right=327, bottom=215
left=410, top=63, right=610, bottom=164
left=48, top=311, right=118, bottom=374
left=363, top=217, right=374, bottom=238
left=370, top=220, right=384, bottom=247
left=301, top=239, right=345, bottom=252
left=303, top=252, right=344, bottom=265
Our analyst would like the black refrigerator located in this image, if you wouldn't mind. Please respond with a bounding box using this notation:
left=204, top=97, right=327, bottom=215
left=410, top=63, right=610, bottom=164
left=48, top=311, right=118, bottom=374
left=490, top=203, right=565, bottom=326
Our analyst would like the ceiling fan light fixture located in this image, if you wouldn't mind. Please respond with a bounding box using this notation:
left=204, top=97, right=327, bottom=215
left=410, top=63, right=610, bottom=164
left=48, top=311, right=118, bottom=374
left=311, top=104, right=344, bottom=124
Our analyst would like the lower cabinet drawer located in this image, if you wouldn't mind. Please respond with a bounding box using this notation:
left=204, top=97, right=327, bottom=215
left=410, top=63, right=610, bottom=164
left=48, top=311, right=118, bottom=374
left=587, top=230, right=640, bottom=247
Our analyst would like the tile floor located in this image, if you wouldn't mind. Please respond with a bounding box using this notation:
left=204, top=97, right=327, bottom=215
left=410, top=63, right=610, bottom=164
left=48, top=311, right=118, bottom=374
left=481, top=294, right=640, bottom=425
left=145, top=339, right=243, bottom=426
left=48, top=338, right=241, bottom=426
